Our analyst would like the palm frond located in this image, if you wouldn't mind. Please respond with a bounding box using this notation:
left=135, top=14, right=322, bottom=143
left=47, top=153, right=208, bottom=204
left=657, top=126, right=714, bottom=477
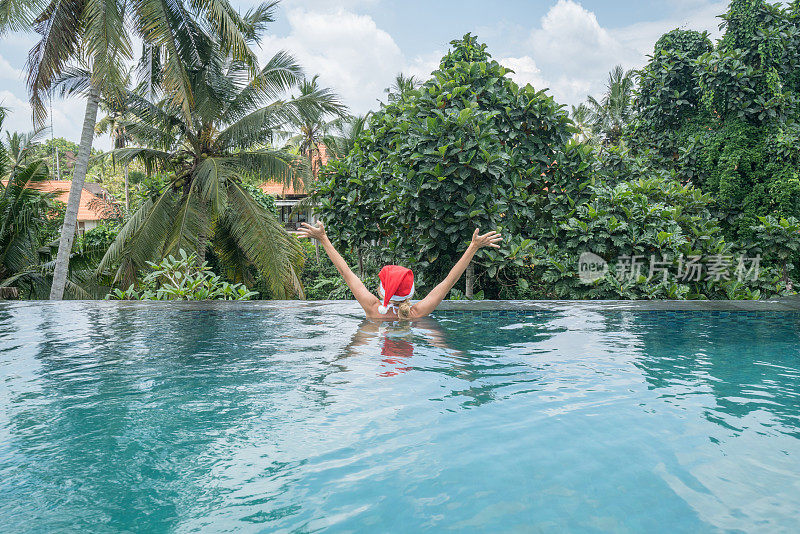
left=193, top=156, right=230, bottom=212
left=223, top=50, right=303, bottom=122
left=226, top=148, right=305, bottom=191
left=96, top=187, right=176, bottom=285
left=26, top=0, right=84, bottom=124
left=161, top=179, right=208, bottom=258
left=193, top=0, right=257, bottom=71
left=215, top=101, right=297, bottom=149
left=103, top=146, right=173, bottom=174
left=223, top=180, right=304, bottom=298
left=240, top=1, right=276, bottom=44
left=129, top=0, right=199, bottom=121
left=0, top=0, right=48, bottom=34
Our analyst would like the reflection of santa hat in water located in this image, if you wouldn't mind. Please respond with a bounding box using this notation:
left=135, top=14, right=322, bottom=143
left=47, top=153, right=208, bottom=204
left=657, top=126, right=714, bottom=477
left=377, top=265, right=415, bottom=314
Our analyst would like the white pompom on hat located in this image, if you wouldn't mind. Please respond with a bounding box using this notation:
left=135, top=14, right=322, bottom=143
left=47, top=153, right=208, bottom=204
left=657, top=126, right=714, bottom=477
left=377, top=265, right=415, bottom=314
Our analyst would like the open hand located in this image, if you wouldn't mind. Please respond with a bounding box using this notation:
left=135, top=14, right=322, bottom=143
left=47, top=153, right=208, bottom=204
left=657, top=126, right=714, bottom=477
left=471, top=228, right=503, bottom=249
left=298, top=221, right=327, bottom=241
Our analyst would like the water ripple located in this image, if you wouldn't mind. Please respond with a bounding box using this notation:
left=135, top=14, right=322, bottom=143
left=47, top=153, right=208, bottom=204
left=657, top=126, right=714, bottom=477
left=0, top=302, right=799, bottom=532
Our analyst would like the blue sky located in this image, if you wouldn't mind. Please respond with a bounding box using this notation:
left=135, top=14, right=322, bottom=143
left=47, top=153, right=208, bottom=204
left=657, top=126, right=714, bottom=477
left=0, top=0, right=729, bottom=149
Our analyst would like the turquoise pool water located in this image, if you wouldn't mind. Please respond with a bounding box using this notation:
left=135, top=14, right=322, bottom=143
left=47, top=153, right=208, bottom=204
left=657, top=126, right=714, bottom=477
left=1, top=302, right=799, bottom=533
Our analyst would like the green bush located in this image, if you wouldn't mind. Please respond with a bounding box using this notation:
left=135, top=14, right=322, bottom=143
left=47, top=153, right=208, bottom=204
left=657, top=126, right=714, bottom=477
left=528, top=173, right=773, bottom=300
left=315, top=34, right=573, bottom=292
left=106, top=250, right=257, bottom=300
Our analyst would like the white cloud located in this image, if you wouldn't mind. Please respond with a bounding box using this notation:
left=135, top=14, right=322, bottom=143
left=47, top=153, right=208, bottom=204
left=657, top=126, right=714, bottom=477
left=0, top=54, right=23, bottom=81
left=612, top=1, right=727, bottom=57
left=0, top=90, right=31, bottom=131
left=523, top=0, right=640, bottom=104
left=406, top=50, right=441, bottom=81
left=495, top=0, right=729, bottom=106
left=497, top=55, right=547, bottom=89
left=259, top=8, right=409, bottom=114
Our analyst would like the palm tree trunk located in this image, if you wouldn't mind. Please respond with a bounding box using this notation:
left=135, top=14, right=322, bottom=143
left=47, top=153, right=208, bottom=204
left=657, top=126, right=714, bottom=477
left=124, top=165, right=129, bottom=212
left=49, top=85, right=100, bottom=300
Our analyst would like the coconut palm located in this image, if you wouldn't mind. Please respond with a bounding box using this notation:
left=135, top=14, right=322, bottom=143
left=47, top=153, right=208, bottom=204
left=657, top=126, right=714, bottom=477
left=286, top=75, right=347, bottom=182
left=384, top=73, right=421, bottom=104
left=4, top=128, right=47, bottom=170
left=322, top=114, right=369, bottom=160
left=95, top=69, right=134, bottom=211
left=3, top=0, right=267, bottom=299
left=0, top=109, right=53, bottom=295
left=586, top=65, right=636, bottom=145
left=569, top=103, right=594, bottom=144
left=97, top=44, right=334, bottom=298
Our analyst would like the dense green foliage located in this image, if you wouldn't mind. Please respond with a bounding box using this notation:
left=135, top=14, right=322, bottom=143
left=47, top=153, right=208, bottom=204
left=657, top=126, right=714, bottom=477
left=632, top=0, right=800, bottom=242
left=316, top=34, right=573, bottom=291
left=312, top=24, right=799, bottom=301
left=107, top=250, right=257, bottom=300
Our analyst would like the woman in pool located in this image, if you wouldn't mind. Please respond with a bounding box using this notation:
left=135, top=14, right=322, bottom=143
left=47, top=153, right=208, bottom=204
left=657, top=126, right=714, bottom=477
left=298, top=221, right=502, bottom=320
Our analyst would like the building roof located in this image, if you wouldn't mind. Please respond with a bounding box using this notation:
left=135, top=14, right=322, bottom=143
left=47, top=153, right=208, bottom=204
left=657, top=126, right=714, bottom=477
left=259, top=143, right=330, bottom=198
left=28, top=180, right=120, bottom=222
left=260, top=180, right=304, bottom=197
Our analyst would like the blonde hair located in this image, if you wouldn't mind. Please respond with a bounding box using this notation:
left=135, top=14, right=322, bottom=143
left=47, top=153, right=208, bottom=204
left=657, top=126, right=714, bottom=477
left=397, top=299, right=412, bottom=320
left=378, top=285, right=413, bottom=319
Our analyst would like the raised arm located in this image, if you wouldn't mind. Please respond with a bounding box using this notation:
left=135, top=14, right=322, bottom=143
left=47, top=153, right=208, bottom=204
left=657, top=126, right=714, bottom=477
left=298, top=222, right=380, bottom=313
left=411, top=229, right=502, bottom=318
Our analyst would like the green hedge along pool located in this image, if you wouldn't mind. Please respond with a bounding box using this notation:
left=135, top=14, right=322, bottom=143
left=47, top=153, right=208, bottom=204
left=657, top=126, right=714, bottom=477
left=1, top=301, right=798, bottom=532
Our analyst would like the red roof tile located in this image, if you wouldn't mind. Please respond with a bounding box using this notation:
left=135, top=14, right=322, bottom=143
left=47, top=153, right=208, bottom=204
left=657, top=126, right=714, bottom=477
left=8, top=180, right=121, bottom=221
left=259, top=143, right=330, bottom=198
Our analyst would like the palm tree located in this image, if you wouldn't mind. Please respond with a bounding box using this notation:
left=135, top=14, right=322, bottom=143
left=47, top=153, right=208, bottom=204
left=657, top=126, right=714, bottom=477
left=4, top=128, right=47, bottom=169
left=0, top=108, right=53, bottom=296
left=286, top=75, right=347, bottom=182
left=95, top=69, right=134, bottom=211
left=2, top=0, right=266, bottom=300
left=384, top=73, right=421, bottom=104
left=569, top=103, right=594, bottom=144
left=322, top=114, right=369, bottom=160
left=97, top=44, right=333, bottom=298
left=586, top=65, right=636, bottom=145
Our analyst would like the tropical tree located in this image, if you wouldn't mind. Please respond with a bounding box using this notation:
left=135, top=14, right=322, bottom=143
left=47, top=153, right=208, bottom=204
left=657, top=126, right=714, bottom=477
left=384, top=72, right=421, bottom=104
left=316, top=35, right=574, bottom=296
left=322, top=114, right=369, bottom=159
left=586, top=65, right=636, bottom=144
left=1, top=0, right=266, bottom=300
left=52, top=66, right=138, bottom=211
left=0, top=108, right=54, bottom=296
left=286, top=74, right=347, bottom=181
left=570, top=103, right=594, bottom=143
left=97, top=43, right=333, bottom=298
left=631, top=1, right=800, bottom=241
left=95, top=69, right=134, bottom=211
left=4, top=128, right=47, bottom=170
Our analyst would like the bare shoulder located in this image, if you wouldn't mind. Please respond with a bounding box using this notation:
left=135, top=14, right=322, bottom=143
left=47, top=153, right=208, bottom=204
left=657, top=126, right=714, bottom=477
left=409, top=305, right=430, bottom=319
left=365, top=303, right=394, bottom=320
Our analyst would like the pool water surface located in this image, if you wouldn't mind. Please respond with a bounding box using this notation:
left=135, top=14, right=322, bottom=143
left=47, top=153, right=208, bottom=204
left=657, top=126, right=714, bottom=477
left=0, top=302, right=799, bottom=532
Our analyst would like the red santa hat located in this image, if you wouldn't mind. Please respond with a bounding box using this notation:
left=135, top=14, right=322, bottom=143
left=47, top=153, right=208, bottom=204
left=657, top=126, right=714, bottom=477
left=377, top=265, right=415, bottom=314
